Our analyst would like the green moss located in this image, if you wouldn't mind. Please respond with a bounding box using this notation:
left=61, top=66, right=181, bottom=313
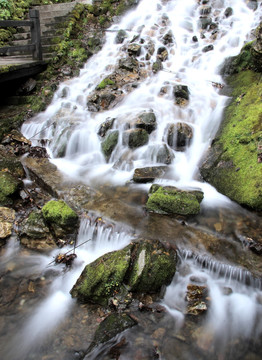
left=42, top=200, right=78, bottom=228
left=146, top=185, right=202, bottom=215
left=211, top=71, right=262, bottom=209
left=70, top=245, right=132, bottom=305
left=127, top=241, right=176, bottom=293
left=97, top=77, right=115, bottom=90
left=0, top=172, right=22, bottom=205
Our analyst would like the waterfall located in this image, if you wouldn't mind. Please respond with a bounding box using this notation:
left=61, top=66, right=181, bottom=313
left=21, top=0, right=260, bottom=202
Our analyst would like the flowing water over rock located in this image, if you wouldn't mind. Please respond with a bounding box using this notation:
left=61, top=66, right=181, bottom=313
left=1, top=0, right=262, bottom=359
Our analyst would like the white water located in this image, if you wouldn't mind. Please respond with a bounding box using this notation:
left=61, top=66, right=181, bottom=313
left=3, top=217, right=131, bottom=359
left=163, top=254, right=262, bottom=353
left=22, top=0, right=260, bottom=204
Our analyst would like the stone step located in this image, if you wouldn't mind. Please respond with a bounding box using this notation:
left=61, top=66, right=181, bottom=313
left=12, top=35, right=61, bottom=46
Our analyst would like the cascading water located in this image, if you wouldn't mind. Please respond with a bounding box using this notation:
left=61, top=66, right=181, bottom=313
left=22, top=0, right=259, bottom=199
left=1, top=0, right=262, bottom=359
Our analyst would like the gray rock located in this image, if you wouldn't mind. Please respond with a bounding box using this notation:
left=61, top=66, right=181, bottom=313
left=167, top=122, right=193, bottom=151
left=133, top=166, right=168, bottom=183
left=115, top=29, right=128, bottom=44
left=122, top=128, right=149, bottom=149
left=135, top=111, right=157, bottom=134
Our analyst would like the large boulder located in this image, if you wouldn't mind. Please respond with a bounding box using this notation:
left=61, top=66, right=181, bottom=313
left=20, top=210, right=57, bottom=250
left=71, top=239, right=177, bottom=306
left=146, top=184, right=204, bottom=216
left=200, top=70, right=262, bottom=210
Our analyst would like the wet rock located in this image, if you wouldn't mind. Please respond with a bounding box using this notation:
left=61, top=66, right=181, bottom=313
left=133, top=166, right=168, bottom=183
left=101, top=130, right=119, bottom=161
left=128, top=43, right=142, bottom=57
left=42, top=200, right=79, bottom=240
left=152, top=60, right=163, bottom=73
left=224, top=7, right=233, bottom=18
left=87, top=91, right=118, bottom=112
left=61, top=66, right=72, bottom=76
left=71, top=239, right=177, bottom=305
left=173, top=85, right=190, bottom=104
left=122, top=128, right=149, bottom=149
left=199, top=5, right=212, bottom=15
left=86, top=314, right=137, bottom=355
left=202, top=44, right=214, bottom=52
left=119, top=57, right=139, bottom=72
left=251, top=22, right=262, bottom=71
left=0, top=207, right=15, bottom=240
left=17, top=78, right=37, bottom=94
left=247, top=0, right=258, bottom=11
left=167, top=122, right=193, bottom=151
left=198, top=16, right=212, bottom=30
left=186, top=284, right=209, bottom=316
left=162, top=30, right=174, bottom=45
left=192, top=35, right=198, bottom=42
left=98, top=118, right=115, bottom=137
left=0, top=172, right=22, bottom=206
left=146, top=184, right=204, bottom=216
left=115, top=29, right=128, bottom=44
left=157, top=47, right=168, bottom=62
left=20, top=210, right=56, bottom=250
left=135, top=111, right=157, bottom=134
left=156, top=144, right=174, bottom=164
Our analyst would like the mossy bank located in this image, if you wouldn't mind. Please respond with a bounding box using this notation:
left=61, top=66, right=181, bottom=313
left=200, top=33, right=262, bottom=211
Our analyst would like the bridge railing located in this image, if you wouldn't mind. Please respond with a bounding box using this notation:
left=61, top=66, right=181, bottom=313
left=0, top=9, right=42, bottom=61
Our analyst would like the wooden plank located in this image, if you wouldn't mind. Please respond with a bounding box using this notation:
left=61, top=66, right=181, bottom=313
left=0, top=20, right=33, bottom=27
left=29, top=9, right=42, bottom=60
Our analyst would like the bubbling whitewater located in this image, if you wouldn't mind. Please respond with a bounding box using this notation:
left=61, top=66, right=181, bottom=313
left=22, top=0, right=259, bottom=203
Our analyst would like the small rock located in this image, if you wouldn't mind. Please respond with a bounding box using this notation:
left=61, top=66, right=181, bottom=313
left=0, top=207, right=15, bottom=239
left=202, top=44, right=214, bottom=52
left=115, top=29, right=128, bottom=44
left=128, top=43, right=142, bottom=57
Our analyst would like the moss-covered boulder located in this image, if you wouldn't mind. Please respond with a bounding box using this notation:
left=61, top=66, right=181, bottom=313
left=71, top=245, right=132, bottom=305
left=20, top=210, right=56, bottom=250
left=146, top=184, right=204, bottom=216
left=101, top=130, right=119, bottom=161
left=0, top=172, right=22, bottom=206
left=71, top=239, right=177, bottom=306
left=127, top=240, right=177, bottom=293
left=200, top=70, right=262, bottom=210
left=42, top=200, right=78, bottom=239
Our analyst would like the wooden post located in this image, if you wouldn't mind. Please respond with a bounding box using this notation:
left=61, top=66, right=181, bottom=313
left=29, top=9, right=42, bottom=61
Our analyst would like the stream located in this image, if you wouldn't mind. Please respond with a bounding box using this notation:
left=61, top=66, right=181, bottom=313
left=1, top=0, right=262, bottom=359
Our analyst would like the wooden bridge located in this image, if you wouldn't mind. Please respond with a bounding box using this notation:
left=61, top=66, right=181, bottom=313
left=0, top=9, right=47, bottom=83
